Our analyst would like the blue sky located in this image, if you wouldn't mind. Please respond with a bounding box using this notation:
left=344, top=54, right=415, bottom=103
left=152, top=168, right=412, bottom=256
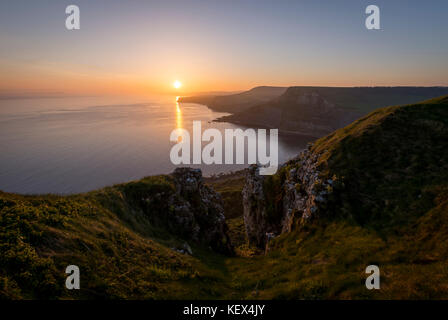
left=1, top=0, right=447, bottom=95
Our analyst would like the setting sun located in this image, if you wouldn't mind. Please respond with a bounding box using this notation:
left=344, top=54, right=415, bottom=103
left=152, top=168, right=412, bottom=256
left=173, top=80, right=182, bottom=89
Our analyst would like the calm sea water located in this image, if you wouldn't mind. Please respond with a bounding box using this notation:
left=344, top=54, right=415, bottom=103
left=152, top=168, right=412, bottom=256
left=0, top=95, right=312, bottom=194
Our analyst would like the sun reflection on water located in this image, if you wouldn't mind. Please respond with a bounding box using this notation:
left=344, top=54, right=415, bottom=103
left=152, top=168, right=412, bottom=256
left=175, top=96, right=182, bottom=130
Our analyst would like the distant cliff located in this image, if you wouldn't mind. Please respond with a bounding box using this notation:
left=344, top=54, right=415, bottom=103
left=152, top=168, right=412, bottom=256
left=216, top=86, right=448, bottom=138
left=178, top=86, right=287, bottom=113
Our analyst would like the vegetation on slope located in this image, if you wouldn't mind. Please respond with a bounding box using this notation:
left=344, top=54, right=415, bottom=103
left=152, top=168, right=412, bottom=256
left=311, top=95, right=448, bottom=229
left=233, top=95, right=448, bottom=299
left=0, top=176, right=233, bottom=299
left=205, top=171, right=261, bottom=256
left=205, top=171, right=246, bottom=220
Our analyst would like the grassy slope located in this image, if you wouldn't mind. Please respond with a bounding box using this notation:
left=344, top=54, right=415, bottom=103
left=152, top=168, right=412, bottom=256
left=224, top=95, right=448, bottom=299
left=312, top=95, right=448, bottom=228
left=1, top=96, right=447, bottom=299
left=0, top=176, right=236, bottom=299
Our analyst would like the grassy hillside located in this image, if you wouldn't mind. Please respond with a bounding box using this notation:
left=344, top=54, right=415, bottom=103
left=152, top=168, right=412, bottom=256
left=0, top=176, right=235, bottom=299
left=311, top=95, right=448, bottom=228
left=1, top=96, right=447, bottom=299
left=233, top=95, right=448, bottom=299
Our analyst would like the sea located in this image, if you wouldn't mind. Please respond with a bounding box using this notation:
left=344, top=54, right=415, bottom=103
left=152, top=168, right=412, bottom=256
left=0, top=95, right=312, bottom=194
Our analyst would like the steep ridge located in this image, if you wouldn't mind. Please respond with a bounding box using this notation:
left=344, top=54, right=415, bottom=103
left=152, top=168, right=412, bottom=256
left=232, top=96, right=448, bottom=299
left=243, top=95, right=448, bottom=246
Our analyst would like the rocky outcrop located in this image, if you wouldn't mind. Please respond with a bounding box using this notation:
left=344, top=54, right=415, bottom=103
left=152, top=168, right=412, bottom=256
left=280, top=148, right=341, bottom=230
left=125, top=168, right=234, bottom=255
left=242, top=146, right=342, bottom=248
left=170, top=168, right=233, bottom=254
left=242, top=165, right=271, bottom=248
left=243, top=94, right=448, bottom=249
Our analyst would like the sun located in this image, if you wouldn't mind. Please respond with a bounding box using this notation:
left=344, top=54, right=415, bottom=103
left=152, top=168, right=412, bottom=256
left=173, top=80, right=182, bottom=89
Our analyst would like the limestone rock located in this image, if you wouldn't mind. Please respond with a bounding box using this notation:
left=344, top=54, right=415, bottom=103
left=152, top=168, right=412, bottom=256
left=125, top=167, right=233, bottom=255
left=242, top=147, right=341, bottom=248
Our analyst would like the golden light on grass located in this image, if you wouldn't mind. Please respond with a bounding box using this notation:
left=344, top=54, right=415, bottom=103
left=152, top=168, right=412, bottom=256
left=173, top=80, right=182, bottom=89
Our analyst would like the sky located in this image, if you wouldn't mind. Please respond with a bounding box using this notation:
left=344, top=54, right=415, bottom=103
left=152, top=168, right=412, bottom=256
left=0, top=0, right=447, bottom=96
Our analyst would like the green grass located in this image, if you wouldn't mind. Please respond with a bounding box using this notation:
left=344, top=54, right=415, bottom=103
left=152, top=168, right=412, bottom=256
left=221, top=95, right=448, bottom=299
left=224, top=193, right=448, bottom=299
left=0, top=177, right=232, bottom=299
left=308, top=96, right=448, bottom=229
left=204, top=171, right=246, bottom=219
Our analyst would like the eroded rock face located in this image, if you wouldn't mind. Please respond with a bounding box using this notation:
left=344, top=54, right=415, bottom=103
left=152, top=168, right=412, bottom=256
left=280, top=149, right=336, bottom=231
left=242, top=165, right=271, bottom=248
left=127, top=168, right=233, bottom=255
left=242, top=146, right=340, bottom=248
left=171, top=168, right=233, bottom=255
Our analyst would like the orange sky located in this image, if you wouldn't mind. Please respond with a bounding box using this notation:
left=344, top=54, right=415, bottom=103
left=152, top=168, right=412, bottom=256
left=3, top=56, right=446, bottom=97
left=1, top=1, right=447, bottom=97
